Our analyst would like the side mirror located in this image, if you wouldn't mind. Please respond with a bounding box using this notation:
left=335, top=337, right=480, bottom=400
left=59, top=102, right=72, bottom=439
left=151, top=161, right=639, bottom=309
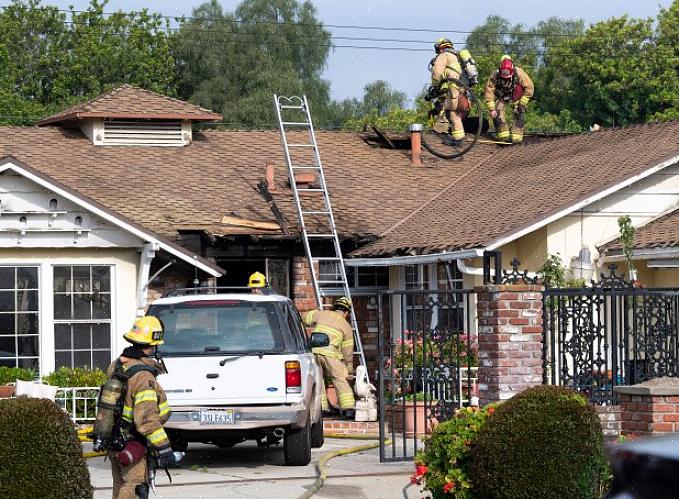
left=309, top=332, right=330, bottom=348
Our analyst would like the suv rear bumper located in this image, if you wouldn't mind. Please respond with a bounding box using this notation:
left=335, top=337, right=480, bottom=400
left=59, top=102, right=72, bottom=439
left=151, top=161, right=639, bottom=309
left=165, top=404, right=309, bottom=431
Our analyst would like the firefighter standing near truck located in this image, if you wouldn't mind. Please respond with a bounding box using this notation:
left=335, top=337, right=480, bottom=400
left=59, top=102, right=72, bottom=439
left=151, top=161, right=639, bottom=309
left=484, top=55, right=534, bottom=144
left=304, top=297, right=356, bottom=419
left=104, top=316, right=178, bottom=499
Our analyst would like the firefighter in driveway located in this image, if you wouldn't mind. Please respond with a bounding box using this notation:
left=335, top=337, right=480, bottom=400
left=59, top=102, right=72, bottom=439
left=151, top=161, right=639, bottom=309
left=98, top=316, right=179, bottom=499
left=304, top=297, right=356, bottom=419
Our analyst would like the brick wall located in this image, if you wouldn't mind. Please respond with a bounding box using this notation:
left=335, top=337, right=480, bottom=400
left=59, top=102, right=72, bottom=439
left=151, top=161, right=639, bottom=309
left=596, top=405, right=622, bottom=438
left=616, top=385, right=679, bottom=436
left=291, top=256, right=319, bottom=313
left=475, top=284, right=544, bottom=405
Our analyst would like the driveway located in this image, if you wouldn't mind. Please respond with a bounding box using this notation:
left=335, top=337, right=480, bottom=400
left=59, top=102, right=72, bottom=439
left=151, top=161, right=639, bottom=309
left=89, top=438, right=416, bottom=499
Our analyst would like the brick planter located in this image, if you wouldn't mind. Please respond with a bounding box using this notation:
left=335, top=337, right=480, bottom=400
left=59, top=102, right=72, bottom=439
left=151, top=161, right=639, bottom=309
left=615, top=378, right=679, bottom=436
left=0, top=385, right=15, bottom=398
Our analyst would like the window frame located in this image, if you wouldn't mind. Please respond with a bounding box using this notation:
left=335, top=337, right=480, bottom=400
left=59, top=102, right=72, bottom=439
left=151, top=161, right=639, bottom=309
left=0, top=265, right=40, bottom=371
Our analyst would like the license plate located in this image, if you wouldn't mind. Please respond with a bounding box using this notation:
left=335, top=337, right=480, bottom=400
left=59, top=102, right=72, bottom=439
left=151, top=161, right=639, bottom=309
left=200, top=410, right=234, bottom=425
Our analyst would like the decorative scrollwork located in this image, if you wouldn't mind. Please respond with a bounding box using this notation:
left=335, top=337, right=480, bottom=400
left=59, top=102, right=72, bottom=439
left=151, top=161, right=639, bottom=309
left=502, top=258, right=538, bottom=285
left=593, top=264, right=632, bottom=289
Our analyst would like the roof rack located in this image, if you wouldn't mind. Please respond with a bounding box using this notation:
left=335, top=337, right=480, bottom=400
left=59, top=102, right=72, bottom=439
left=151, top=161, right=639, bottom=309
left=161, top=286, right=265, bottom=298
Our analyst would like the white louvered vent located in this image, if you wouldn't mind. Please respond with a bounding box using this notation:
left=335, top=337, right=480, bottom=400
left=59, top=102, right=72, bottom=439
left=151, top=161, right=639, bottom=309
left=101, top=120, right=190, bottom=146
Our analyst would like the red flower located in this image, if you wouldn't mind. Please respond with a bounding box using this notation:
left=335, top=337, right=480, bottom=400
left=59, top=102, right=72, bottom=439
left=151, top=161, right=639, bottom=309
left=415, top=464, right=428, bottom=476
left=487, top=407, right=496, bottom=415
left=443, top=481, right=456, bottom=493
left=410, top=474, right=421, bottom=485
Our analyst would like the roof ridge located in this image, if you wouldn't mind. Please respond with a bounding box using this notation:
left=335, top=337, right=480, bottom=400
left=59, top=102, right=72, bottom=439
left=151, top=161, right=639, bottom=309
left=377, top=148, right=503, bottom=238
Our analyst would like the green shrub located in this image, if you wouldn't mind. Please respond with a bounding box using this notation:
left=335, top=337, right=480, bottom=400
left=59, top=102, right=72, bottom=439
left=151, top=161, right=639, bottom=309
left=0, top=398, right=92, bottom=499
left=414, top=405, right=496, bottom=499
left=469, top=386, right=607, bottom=499
left=43, top=366, right=108, bottom=387
left=0, top=366, right=36, bottom=385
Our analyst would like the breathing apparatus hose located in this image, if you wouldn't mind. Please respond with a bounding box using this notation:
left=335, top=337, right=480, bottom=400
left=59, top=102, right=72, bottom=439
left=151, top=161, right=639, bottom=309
left=296, top=433, right=392, bottom=499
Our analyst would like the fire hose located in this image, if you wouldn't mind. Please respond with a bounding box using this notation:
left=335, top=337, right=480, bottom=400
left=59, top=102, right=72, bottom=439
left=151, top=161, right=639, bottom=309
left=297, top=433, right=392, bottom=499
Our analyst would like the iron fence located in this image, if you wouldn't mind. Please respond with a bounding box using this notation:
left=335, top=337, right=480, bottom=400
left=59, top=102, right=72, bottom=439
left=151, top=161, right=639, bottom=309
left=377, top=288, right=478, bottom=462
left=544, top=268, right=679, bottom=405
left=55, top=386, right=100, bottom=423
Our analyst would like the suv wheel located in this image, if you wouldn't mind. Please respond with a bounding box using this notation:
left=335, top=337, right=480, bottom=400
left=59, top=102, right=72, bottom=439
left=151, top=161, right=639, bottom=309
left=311, top=414, right=324, bottom=448
left=284, top=422, right=312, bottom=466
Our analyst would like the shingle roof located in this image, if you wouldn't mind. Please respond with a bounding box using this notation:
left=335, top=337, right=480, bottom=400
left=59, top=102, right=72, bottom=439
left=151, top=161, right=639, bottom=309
left=353, top=121, right=679, bottom=257
left=599, top=209, right=679, bottom=254
left=37, top=85, right=222, bottom=125
left=0, top=126, right=493, bottom=243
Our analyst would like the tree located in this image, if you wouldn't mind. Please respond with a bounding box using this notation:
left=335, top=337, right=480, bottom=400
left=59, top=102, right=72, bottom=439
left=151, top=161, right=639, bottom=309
left=173, top=0, right=332, bottom=127
left=361, top=80, right=407, bottom=117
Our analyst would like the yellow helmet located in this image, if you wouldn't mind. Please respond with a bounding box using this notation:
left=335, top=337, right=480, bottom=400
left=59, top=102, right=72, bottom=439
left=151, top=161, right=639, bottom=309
left=434, top=37, right=454, bottom=53
left=333, top=296, right=352, bottom=312
left=123, top=316, right=164, bottom=346
left=248, top=271, right=267, bottom=288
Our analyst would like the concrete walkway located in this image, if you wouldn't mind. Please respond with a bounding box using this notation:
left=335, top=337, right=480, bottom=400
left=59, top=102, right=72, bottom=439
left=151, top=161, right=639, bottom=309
left=89, top=438, right=417, bottom=499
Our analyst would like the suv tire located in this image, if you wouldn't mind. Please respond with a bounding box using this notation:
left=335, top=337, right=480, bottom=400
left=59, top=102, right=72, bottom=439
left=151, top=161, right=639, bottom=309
left=311, top=414, right=324, bottom=448
left=284, top=422, right=312, bottom=466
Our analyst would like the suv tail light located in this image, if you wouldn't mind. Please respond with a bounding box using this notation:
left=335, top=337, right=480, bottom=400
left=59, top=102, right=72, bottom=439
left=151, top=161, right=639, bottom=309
left=285, top=361, right=302, bottom=394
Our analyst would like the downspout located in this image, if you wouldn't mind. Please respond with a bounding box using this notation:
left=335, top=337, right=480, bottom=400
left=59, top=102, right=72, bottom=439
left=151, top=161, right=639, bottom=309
left=455, top=258, right=538, bottom=279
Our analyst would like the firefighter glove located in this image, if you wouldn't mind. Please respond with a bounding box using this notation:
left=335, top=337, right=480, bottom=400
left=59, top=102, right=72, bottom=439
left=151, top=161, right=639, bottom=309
left=490, top=109, right=498, bottom=119
left=156, top=446, right=178, bottom=467
left=424, top=85, right=438, bottom=101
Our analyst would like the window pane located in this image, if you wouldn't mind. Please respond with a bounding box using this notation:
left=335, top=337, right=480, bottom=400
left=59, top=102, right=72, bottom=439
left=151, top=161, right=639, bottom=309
left=0, top=336, right=16, bottom=357
left=18, top=358, right=38, bottom=371
left=53, top=266, right=71, bottom=292
left=17, top=290, right=38, bottom=312
left=0, top=268, right=14, bottom=289
left=73, top=351, right=91, bottom=369
left=0, top=314, right=14, bottom=335
left=92, top=267, right=110, bottom=293
left=73, top=324, right=91, bottom=349
left=16, top=268, right=38, bottom=289
left=16, top=313, right=38, bottom=335
left=92, top=294, right=111, bottom=320
left=54, top=294, right=72, bottom=320
left=55, top=324, right=71, bottom=349
left=55, top=352, right=72, bottom=369
left=0, top=291, right=14, bottom=313
left=18, top=336, right=38, bottom=357
left=92, top=324, right=110, bottom=349
left=92, top=351, right=111, bottom=371
left=0, top=358, right=15, bottom=368
left=73, top=267, right=91, bottom=293
left=74, top=294, right=91, bottom=320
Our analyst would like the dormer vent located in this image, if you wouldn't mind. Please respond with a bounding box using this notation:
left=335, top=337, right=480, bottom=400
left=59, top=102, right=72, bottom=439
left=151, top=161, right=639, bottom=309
left=102, top=119, right=188, bottom=146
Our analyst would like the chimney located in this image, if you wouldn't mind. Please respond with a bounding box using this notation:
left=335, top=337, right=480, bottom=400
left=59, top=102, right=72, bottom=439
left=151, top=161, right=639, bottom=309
left=266, top=160, right=276, bottom=191
left=410, top=123, right=422, bottom=166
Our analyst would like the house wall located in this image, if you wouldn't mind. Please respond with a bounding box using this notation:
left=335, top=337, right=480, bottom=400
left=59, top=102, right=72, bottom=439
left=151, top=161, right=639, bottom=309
left=547, top=163, right=679, bottom=274
left=0, top=247, right=139, bottom=376
left=495, top=227, right=549, bottom=272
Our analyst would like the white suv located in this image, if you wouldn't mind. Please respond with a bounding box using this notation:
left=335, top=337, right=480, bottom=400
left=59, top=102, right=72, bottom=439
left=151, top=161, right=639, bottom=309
left=147, top=289, right=327, bottom=466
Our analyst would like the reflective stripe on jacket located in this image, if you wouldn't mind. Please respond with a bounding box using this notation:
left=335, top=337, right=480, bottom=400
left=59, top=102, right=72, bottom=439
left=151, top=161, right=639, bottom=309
left=431, top=51, right=461, bottom=91
left=484, top=66, right=534, bottom=109
left=303, top=309, right=354, bottom=364
left=107, top=356, right=172, bottom=450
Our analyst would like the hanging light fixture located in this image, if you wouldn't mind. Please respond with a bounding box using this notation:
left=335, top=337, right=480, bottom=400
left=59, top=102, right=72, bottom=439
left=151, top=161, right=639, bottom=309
left=569, top=246, right=593, bottom=282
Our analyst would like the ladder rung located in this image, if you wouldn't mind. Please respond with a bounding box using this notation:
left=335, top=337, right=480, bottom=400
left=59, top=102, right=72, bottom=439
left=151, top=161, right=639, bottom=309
left=279, top=105, right=305, bottom=110
left=297, top=188, right=324, bottom=192
left=313, top=257, right=342, bottom=261
left=317, top=280, right=347, bottom=285
left=287, top=144, right=315, bottom=148
left=301, top=211, right=331, bottom=215
left=307, top=233, right=335, bottom=238
left=291, top=165, right=321, bottom=169
left=282, top=121, right=311, bottom=126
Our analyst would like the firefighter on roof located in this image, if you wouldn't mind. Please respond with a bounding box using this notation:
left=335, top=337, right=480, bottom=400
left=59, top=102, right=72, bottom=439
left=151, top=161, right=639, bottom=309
left=429, top=37, right=467, bottom=146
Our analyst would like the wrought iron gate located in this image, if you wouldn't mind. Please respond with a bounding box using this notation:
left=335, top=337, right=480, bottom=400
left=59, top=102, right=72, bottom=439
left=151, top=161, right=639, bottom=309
left=377, top=289, right=478, bottom=462
left=544, top=266, right=679, bottom=405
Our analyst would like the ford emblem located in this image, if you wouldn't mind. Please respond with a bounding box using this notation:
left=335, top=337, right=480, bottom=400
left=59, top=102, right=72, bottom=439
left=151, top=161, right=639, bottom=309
left=267, top=387, right=278, bottom=392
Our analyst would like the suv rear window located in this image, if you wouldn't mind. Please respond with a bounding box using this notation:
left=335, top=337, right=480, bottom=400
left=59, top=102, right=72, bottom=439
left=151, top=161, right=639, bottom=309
left=149, top=300, right=284, bottom=355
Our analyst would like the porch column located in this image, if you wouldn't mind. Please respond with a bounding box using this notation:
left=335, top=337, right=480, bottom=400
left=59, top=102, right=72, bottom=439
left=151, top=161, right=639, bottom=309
left=475, top=284, right=544, bottom=405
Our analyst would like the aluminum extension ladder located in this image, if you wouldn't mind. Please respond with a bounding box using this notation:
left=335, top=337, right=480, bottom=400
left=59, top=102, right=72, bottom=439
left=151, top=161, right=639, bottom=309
left=273, top=94, right=367, bottom=377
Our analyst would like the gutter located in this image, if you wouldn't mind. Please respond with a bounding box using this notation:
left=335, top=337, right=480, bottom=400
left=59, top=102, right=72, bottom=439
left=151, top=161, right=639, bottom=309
left=344, top=248, right=484, bottom=267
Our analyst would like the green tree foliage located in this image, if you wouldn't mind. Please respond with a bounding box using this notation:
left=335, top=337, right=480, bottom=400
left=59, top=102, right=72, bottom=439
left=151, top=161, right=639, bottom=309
left=0, top=0, right=175, bottom=124
left=173, top=0, right=332, bottom=127
left=338, top=80, right=417, bottom=131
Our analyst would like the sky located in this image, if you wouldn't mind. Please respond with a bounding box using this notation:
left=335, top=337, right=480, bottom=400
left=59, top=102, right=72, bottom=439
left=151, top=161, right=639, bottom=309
left=0, top=0, right=674, bottom=102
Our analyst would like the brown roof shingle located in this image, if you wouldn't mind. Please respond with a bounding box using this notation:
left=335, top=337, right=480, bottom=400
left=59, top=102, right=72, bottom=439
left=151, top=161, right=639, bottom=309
left=37, top=85, right=222, bottom=125
left=353, top=121, right=679, bottom=257
left=599, top=209, right=679, bottom=254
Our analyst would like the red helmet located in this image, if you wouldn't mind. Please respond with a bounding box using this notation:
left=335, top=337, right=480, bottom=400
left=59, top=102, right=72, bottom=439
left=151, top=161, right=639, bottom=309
left=499, top=57, right=514, bottom=79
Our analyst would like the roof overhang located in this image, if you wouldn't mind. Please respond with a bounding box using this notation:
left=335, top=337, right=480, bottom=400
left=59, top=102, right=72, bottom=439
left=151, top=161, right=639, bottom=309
left=602, top=247, right=679, bottom=262
left=37, top=111, right=223, bottom=126
left=0, top=156, right=223, bottom=277
left=345, top=248, right=484, bottom=267
left=486, top=153, right=679, bottom=251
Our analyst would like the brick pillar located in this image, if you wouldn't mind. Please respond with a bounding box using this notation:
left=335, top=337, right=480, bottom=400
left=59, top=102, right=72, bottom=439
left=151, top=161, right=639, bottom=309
left=475, top=284, right=544, bottom=406
left=292, top=256, right=319, bottom=313
left=616, top=381, right=679, bottom=437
